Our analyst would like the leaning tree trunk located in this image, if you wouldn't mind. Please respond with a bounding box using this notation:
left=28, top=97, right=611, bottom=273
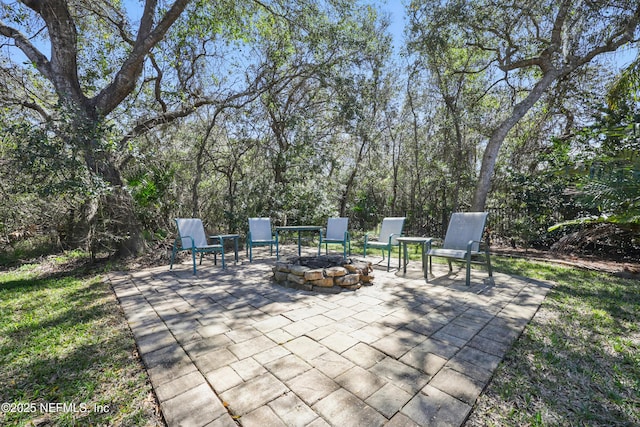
left=471, top=70, right=560, bottom=211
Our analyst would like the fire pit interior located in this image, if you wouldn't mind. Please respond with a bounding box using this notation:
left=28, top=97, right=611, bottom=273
left=272, top=255, right=374, bottom=292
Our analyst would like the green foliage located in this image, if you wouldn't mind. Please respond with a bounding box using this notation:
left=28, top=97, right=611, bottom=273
left=608, top=53, right=640, bottom=111
left=128, top=164, right=176, bottom=233
left=352, top=188, right=384, bottom=231
left=488, top=136, right=577, bottom=247
left=549, top=104, right=640, bottom=234
left=3, top=122, right=88, bottom=197
left=0, top=233, right=59, bottom=268
left=2, top=0, right=638, bottom=261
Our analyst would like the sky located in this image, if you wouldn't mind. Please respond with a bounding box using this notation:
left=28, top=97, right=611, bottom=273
left=380, top=1, right=408, bottom=53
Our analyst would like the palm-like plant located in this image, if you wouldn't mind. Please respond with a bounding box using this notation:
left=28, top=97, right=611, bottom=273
left=607, top=52, right=640, bottom=111
left=549, top=86, right=640, bottom=254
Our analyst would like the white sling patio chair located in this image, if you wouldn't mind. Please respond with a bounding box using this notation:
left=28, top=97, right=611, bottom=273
left=364, top=217, right=406, bottom=271
left=320, top=217, right=351, bottom=259
left=170, top=218, right=225, bottom=274
left=247, top=217, right=276, bottom=262
left=426, top=212, right=492, bottom=286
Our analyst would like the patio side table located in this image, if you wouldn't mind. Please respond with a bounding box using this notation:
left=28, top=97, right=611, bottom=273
left=396, top=236, right=431, bottom=277
left=210, top=234, right=240, bottom=264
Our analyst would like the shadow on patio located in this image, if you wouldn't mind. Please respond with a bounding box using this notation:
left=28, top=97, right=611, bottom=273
left=109, top=245, right=552, bottom=426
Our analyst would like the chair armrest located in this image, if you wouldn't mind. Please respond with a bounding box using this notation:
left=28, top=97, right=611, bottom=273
left=466, top=239, right=483, bottom=254
left=387, top=233, right=401, bottom=245
left=424, top=238, right=434, bottom=252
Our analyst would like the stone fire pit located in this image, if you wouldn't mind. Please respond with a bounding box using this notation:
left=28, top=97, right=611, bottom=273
left=272, top=255, right=374, bottom=292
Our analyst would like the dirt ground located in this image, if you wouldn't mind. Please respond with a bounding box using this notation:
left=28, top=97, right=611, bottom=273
left=491, top=245, right=640, bottom=279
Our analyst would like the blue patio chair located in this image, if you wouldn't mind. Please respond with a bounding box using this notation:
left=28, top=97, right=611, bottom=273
left=247, top=217, right=276, bottom=262
left=426, top=212, right=492, bottom=286
left=170, top=218, right=225, bottom=274
left=364, top=217, right=406, bottom=271
left=320, top=217, right=351, bottom=259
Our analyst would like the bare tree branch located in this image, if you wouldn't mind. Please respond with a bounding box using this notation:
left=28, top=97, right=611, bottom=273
left=92, top=0, right=191, bottom=115
left=0, top=21, right=53, bottom=82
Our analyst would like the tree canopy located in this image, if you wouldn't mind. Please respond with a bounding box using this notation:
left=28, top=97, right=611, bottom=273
left=1, top=0, right=639, bottom=259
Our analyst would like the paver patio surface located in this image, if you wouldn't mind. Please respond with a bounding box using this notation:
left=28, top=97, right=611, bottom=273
left=108, top=248, right=552, bottom=427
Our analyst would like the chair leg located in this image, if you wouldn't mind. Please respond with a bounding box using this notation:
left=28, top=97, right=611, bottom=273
left=249, top=242, right=253, bottom=263
left=466, top=252, right=472, bottom=286
left=221, top=250, right=225, bottom=270
left=192, top=251, right=197, bottom=275
left=386, top=247, right=391, bottom=271
left=486, top=248, right=493, bottom=278
left=170, top=245, right=177, bottom=270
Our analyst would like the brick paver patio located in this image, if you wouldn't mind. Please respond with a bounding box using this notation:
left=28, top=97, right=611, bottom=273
left=108, top=248, right=552, bottom=426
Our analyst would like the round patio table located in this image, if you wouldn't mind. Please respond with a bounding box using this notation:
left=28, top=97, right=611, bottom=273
left=275, top=226, right=323, bottom=259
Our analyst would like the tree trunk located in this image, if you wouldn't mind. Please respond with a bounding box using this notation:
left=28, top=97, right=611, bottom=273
left=471, top=70, right=560, bottom=211
left=65, top=180, right=146, bottom=258
left=339, top=137, right=369, bottom=217
left=65, top=196, right=98, bottom=252
left=102, top=188, right=146, bottom=257
left=78, top=113, right=147, bottom=257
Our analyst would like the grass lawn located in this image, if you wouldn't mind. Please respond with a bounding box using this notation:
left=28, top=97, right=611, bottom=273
left=466, top=257, right=640, bottom=426
left=0, top=252, right=163, bottom=426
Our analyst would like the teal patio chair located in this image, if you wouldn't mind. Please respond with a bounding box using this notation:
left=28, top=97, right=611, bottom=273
left=364, top=217, right=406, bottom=271
left=170, top=218, right=225, bottom=274
left=247, top=217, right=276, bottom=262
left=320, top=217, right=351, bottom=259
left=426, top=212, right=492, bottom=286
